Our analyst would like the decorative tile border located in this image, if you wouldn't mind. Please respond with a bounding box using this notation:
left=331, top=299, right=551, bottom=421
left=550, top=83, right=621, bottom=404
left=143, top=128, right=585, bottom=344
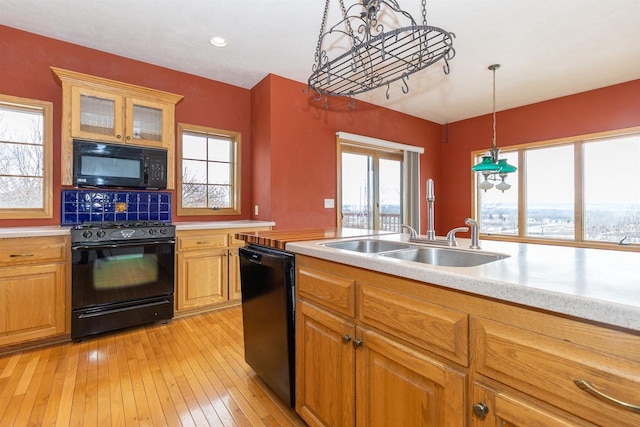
left=61, top=189, right=172, bottom=225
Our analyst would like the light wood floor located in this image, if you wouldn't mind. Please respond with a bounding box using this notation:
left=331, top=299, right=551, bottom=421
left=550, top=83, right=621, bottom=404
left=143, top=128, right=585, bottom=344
left=0, top=306, right=306, bottom=426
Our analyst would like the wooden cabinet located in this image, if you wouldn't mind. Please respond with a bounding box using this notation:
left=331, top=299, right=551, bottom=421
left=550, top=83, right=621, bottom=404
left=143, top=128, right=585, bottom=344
left=296, top=300, right=355, bottom=427
left=471, top=379, right=597, bottom=426
left=0, top=236, right=69, bottom=347
left=471, top=316, right=640, bottom=426
left=295, top=256, right=466, bottom=426
left=51, top=67, right=183, bottom=188
left=295, top=254, right=640, bottom=426
left=175, top=227, right=270, bottom=313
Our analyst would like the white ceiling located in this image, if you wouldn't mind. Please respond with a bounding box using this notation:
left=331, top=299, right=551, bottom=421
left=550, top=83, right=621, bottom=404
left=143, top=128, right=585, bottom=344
left=2, top=0, right=640, bottom=124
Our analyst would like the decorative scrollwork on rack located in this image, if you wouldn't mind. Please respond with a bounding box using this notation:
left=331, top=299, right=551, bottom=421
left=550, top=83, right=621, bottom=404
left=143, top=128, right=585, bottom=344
left=307, top=0, right=456, bottom=107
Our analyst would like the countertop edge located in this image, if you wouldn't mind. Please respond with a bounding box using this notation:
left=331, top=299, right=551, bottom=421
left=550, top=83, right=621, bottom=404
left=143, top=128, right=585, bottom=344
left=174, top=220, right=275, bottom=231
left=0, top=220, right=276, bottom=238
left=0, top=226, right=72, bottom=238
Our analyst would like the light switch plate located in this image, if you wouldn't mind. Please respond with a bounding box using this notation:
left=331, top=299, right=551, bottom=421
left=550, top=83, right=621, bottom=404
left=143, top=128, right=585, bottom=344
left=324, top=198, right=335, bottom=208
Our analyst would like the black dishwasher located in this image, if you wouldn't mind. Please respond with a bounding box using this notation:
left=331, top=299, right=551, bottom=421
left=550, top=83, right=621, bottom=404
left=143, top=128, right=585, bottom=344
left=239, top=244, right=296, bottom=407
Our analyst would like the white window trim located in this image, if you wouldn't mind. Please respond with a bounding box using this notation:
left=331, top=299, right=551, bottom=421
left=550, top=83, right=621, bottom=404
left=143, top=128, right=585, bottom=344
left=336, top=131, right=425, bottom=154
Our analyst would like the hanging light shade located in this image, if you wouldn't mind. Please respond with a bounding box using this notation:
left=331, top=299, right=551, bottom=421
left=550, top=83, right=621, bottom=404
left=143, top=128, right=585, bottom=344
left=471, top=64, right=517, bottom=192
left=307, top=0, right=456, bottom=107
left=496, top=158, right=516, bottom=174
left=472, top=153, right=502, bottom=173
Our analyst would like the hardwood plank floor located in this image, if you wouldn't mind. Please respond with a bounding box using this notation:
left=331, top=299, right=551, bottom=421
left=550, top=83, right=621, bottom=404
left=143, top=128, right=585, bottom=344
left=0, top=306, right=306, bottom=427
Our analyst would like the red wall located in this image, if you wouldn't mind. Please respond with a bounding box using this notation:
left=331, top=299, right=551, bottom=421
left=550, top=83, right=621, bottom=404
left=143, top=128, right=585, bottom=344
left=3, top=25, right=640, bottom=234
left=440, top=79, right=640, bottom=234
left=0, top=25, right=253, bottom=227
left=251, top=74, right=443, bottom=230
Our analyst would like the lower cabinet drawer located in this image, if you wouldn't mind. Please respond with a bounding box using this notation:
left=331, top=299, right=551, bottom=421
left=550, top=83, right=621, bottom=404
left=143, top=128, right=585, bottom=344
left=297, top=264, right=355, bottom=317
left=472, top=317, right=640, bottom=426
left=0, top=236, right=67, bottom=266
left=357, top=283, right=468, bottom=366
left=177, top=233, right=228, bottom=251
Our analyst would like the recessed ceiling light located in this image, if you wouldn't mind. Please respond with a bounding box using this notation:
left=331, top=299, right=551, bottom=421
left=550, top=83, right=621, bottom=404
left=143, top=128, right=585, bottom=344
left=209, top=36, right=227, bottom=48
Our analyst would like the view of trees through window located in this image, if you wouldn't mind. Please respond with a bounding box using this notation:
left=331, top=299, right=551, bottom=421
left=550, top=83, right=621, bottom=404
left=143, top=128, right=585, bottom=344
left=0, top=104, right=45, bottom=210
left=476, top=132, right=640, bottom=246
left=180, top=129, right=236, bottom=211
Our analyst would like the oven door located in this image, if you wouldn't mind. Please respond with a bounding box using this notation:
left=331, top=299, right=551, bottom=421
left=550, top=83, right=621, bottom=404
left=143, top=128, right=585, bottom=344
left=71, top=238, right=175, bottom=310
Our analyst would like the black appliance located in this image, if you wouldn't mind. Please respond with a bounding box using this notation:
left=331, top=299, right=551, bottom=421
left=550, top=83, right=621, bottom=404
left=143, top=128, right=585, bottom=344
left=72, top=139, right=168, bottom=190
left=239, top=244, right=296, bottom=407
left=71, top=221, right=175, bottom=340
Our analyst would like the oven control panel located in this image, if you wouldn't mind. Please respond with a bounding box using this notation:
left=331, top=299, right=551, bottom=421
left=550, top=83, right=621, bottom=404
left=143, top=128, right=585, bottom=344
left=71, top=221, right=175, bottom=244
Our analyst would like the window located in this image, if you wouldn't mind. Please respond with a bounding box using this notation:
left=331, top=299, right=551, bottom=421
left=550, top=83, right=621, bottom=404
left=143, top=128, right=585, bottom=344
left=0, top=94, right=53, bottom=218
left=177, top=123, right=240, bottom=215
left=337, top=132, right=423, bottom=232
left=473, top=129, right=640, bottom=249
left=340, top=146, right=403, bottom=231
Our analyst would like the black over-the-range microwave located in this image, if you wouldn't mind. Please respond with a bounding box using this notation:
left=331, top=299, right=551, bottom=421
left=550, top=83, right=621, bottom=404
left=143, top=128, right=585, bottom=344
left=72, top=139, right=168, bottom=190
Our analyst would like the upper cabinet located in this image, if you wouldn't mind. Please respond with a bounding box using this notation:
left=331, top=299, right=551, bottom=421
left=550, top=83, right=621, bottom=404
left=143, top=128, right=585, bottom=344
left=52, top=67, right=183, bottom=188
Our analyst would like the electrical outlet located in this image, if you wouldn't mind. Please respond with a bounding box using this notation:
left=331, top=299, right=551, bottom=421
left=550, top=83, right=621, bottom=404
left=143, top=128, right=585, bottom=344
left=254, top=205, right=259, bottom=215
left=324, top=198, right=335, bottom=208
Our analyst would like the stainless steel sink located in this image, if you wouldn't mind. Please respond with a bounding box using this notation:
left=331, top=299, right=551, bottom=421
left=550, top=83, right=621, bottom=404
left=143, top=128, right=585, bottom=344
left=380, top=247, right=509, bottom=267
left=321, top=239, right=412, bottom=253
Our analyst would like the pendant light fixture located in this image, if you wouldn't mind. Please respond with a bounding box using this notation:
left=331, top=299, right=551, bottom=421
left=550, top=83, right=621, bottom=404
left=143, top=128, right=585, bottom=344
left=307, top=0, right=456, bottom=107
left=472, top=64, right=517, bottom=192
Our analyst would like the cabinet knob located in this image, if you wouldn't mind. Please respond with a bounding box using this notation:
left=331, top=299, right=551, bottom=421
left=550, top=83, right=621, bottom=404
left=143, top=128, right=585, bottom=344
left=116, top=134, right=122, bottom=139
left=126, top=135, right=131, bottom=140
left=352, top=338, right=363, bottom=349
left=472, top=402, right=489, bottom=419
left=341, top=335, right=352, bottom=343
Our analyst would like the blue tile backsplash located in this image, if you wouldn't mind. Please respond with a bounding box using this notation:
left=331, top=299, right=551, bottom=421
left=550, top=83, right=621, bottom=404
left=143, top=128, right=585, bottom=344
left=61, top=189, right=172, bottom=225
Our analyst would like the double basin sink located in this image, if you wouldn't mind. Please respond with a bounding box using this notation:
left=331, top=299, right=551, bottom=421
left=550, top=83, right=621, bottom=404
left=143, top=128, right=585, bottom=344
left=321, top=239, right=509, bottom=267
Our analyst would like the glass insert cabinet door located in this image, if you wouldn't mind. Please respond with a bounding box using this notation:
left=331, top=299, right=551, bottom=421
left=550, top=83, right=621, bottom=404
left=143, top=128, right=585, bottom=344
left=71, top=87, right=166, bottom=146
left=72, top=86, right=124, bottom=142
left=125, top=97, right=166, bottom=145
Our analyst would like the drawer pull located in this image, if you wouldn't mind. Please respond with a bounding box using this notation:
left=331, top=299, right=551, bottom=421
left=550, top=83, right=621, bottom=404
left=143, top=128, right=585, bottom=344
left=10, top=253, right=35, bottom=257
left=196, top=241, right=211, bottom=245
left=574, top=378, right=640, bottom=413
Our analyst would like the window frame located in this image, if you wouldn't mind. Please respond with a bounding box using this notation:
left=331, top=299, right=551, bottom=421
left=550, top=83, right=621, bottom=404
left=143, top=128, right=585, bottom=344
left=471, top=126, right=640, bottom=251
left=338, top=142, right=404, bottom=231
left=0, top=94, right=53, bottom=219
left=176, top=123, right=241, bottom=216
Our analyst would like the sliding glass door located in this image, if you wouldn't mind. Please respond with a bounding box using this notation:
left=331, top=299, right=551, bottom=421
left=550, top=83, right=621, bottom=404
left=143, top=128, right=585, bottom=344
left=340, top=146, right=402, bottom=231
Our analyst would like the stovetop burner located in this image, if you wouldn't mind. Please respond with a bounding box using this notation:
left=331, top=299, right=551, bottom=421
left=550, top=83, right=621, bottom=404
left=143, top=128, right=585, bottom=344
left=71, top=220, right=175, bottom=244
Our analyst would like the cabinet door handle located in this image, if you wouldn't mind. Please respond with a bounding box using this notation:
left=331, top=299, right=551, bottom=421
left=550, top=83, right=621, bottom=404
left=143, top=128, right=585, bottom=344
left=116, top=134, right=122, bottom=139
left=126, top=136, right=131, bottom=140
left=352, top=338, right=363, bottom=349
left=10, top=253, right=34, bottom=257
left=472, top=402, right=489, bottom=419
left=341, top=335, right=352, bottom=344
left=574, top=378, right=640, bottom=413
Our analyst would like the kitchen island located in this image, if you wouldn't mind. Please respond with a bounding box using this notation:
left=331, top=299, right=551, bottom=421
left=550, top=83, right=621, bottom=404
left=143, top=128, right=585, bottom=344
left=237, top=229, right=640, bottom=426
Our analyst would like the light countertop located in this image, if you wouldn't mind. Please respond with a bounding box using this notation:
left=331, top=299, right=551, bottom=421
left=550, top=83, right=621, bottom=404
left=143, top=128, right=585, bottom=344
left=0, top=226, right=73, bottom=238
left=0, top=220, right=275, bottom=239
left=174, top=220, right=275, bottom=231
left=286, top=234, right=640, bottom=332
